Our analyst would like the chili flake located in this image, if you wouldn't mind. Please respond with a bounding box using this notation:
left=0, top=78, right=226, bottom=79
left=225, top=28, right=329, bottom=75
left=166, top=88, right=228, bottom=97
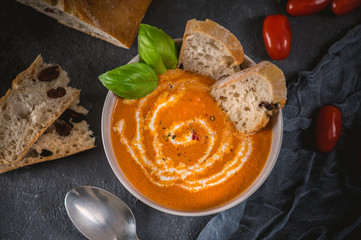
left=191, top=131, right=200, bottom=141
left=210, top=115, right=215, bottom=121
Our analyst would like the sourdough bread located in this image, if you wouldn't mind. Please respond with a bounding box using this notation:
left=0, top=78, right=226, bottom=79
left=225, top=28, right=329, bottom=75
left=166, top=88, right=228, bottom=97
left=0, top=55, right=80, bottom=165
left=0, top=97, right=95, bottom=174
left=16, top=0, right=152, bottom=48
left=178, top=19, right=244, bottom=80
left=210, top=61, right=287, bottom=134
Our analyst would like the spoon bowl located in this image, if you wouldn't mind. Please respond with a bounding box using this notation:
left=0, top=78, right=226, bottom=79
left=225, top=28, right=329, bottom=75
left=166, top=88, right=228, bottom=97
left=65, top=186, right=137, bottom=240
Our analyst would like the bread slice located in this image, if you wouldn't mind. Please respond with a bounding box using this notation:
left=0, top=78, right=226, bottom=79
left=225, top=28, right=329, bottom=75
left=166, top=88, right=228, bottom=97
left=0, top=97, right=95, bottom=174
left=178, top=19, right=244, bottom=80
left=0, top=55, right=80, bottom=165
left=16, top=0, right=152, bottom=48
left=210, top=61, right=287, bottom=134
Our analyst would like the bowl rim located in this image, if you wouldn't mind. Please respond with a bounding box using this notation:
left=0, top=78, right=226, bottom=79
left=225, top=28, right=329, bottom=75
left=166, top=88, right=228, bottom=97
left=101, top=40, right=283, bottom=216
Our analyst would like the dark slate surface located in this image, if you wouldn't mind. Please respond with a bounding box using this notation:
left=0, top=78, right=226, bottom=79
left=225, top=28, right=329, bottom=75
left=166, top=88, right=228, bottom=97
left=0, top=0, right=360, bottom=239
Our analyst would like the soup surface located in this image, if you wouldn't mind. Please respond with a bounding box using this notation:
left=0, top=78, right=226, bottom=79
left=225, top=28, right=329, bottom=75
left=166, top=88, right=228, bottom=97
left=111, top=69, right=272, bottom=211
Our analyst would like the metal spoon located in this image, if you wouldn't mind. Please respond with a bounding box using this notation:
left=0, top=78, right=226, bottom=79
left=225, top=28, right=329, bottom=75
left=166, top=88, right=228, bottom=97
left=65, top=186, right=138, bottom=240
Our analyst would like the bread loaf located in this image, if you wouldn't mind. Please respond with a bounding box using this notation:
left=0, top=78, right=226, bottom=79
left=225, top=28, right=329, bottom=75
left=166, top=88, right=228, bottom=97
left=0, top=55, right=80, bottom=165
left=178, top=19, right=244, bottom=80
left=211, top=61, right=287, bottom=134
left=16, top=0, right=152, bottom=48
left=0, top=97, right=95, bottom=174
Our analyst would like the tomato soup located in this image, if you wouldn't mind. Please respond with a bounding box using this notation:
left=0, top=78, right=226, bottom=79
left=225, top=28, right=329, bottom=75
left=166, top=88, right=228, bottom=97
left=111, top=69, right=272, bottom=211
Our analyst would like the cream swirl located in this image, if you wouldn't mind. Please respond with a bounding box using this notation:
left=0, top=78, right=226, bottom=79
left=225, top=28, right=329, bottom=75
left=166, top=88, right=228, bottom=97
left=113, top=78, right=253, bottom=192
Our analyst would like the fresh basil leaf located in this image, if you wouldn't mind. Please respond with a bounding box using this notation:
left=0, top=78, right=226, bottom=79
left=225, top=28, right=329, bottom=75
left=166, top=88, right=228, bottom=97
left=138, top=24, right=178, bottom=74
left=98, top=63, right=158, bottom=99
left=139, top=55, right=146, bottom=63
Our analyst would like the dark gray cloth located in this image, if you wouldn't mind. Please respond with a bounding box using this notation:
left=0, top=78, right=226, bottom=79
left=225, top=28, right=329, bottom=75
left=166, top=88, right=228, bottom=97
left=198, top=24, right=361, bottom=240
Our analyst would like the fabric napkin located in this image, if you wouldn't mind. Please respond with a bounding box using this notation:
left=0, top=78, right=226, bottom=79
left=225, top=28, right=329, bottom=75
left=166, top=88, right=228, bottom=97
left=198, top=24, right=361, bottom=240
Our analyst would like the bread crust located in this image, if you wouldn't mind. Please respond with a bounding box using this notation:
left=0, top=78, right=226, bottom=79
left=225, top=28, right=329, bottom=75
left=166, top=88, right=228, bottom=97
left=178, top=19, right=244, bottom=68
left=0, top=55, right=80, bottom=165
left=0, top=145, right=93, bottom=174
left=212, top=61, right=287, bottom=108
left=211, top=61, right=287, bottom=134
left=16, top=0, right=152, bottom=48
left=245, top=112, right=270, bottom=135
left=0, top=93, right=95, bottom=174
left=12, top=55, right=44, bottom=88
left=12, top=91, right=79, bottom=165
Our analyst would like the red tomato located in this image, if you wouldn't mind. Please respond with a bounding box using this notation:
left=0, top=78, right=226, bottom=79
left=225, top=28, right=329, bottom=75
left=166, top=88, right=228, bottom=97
left=331, top=0, right=361, bottom=15
left=315, top=105, right=342, bottom=153
left=287, top=0, right=330, bottom=16
left=263, top=15, right=292, bottom=60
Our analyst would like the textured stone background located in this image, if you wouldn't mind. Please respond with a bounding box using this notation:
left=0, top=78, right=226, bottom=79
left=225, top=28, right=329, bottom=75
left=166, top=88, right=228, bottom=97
left=0, top=0, right=360, bottom=239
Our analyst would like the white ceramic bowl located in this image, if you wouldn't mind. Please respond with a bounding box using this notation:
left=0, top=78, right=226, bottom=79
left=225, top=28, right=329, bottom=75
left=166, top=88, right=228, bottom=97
left=101, top=40, right=283, bottom=216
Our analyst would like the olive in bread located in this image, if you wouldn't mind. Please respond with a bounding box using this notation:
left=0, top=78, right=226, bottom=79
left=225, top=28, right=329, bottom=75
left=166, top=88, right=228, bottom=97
left=0, top=55, right=80, bottom=165
left=210, top=61, right=287, bottom=134
left=178, top=19, right=244, bottom=80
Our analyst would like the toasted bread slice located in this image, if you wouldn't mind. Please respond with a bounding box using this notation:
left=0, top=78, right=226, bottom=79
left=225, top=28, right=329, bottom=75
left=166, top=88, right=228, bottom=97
left=0, top=97, right=95, bottom=174
left=16, top=0, right=152, bottom=48
left=0, top=55, right=80, bottom=165
left=211, top=61, right=287, bottom=134
left=178, top=19, right=244, bottom=80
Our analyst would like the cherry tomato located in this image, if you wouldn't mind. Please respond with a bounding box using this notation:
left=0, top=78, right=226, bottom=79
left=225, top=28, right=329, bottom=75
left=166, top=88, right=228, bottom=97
left=315, top=105, right=342, bottom=153
left=287, top=0, right=330, bottom=16
left=331, top=0, right=361, bottom=15
left=263, top=15, right=292, bottom=60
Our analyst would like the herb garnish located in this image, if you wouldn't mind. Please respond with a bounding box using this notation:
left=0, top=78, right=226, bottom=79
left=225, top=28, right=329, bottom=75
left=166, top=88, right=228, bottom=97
left=138, top=24, right=178, bottom=74
left=98, top=63, right=158, bottom=99
left=98, top=24, right=178, bottom=99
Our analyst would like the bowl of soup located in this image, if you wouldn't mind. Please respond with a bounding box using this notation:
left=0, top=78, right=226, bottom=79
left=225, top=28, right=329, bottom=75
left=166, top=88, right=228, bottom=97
left=101, top=41, right=283, bottom=216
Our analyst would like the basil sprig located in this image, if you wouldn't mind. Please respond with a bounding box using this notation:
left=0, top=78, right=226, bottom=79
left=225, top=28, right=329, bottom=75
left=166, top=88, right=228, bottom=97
left=99, top=63, right=158, bottom=99
left=138, top=24, right=178, bottom=74
left=99, top=24, right=178, bottom=99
